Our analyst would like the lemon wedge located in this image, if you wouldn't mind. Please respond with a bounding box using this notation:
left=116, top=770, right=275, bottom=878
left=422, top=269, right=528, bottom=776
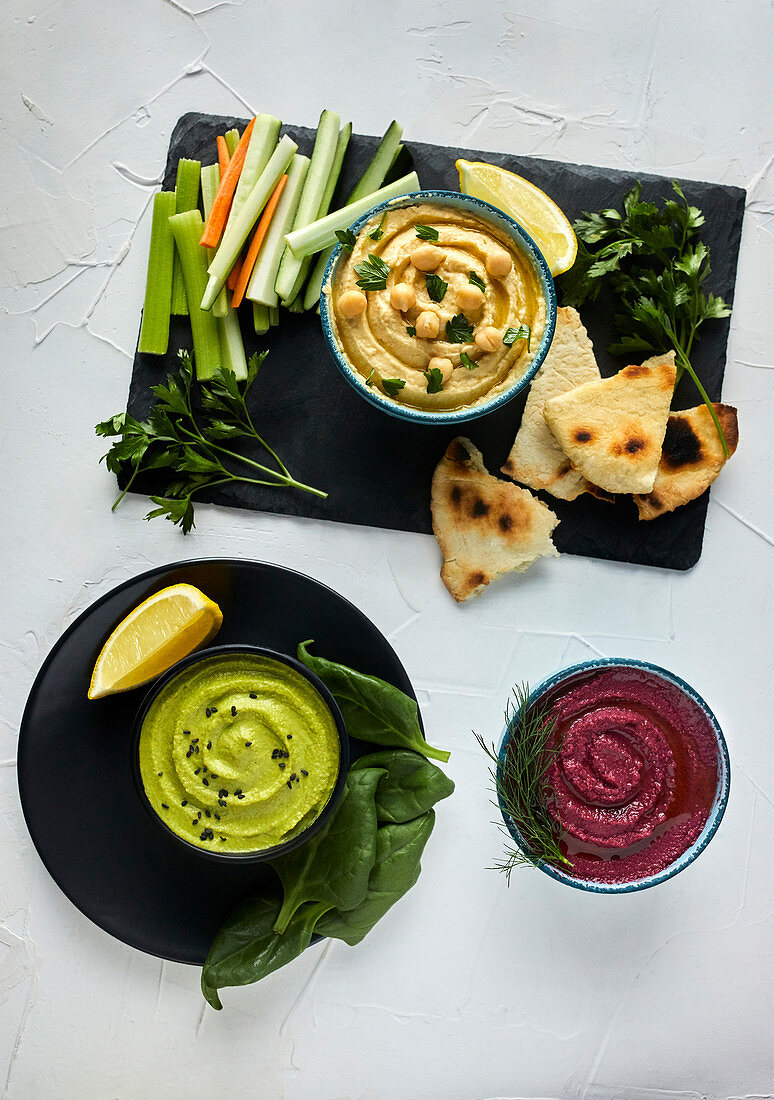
left=456, top=159, right=577, bottom=276
left=88, top=583, right=223, bottom=699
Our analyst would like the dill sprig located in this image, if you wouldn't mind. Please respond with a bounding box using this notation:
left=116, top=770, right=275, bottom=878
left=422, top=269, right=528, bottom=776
left=475, top=683, right=570, bottom=881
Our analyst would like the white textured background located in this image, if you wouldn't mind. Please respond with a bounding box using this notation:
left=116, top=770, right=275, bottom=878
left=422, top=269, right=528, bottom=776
left=2, top=2, right=773, bottom=1098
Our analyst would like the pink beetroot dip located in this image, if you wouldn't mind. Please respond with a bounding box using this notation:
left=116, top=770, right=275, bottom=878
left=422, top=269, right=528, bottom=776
left=542, top=666, right=719, bottom=884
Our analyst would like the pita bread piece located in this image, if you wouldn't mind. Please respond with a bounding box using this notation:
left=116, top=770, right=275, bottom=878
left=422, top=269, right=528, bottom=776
left=635, top=403, right=739, bottom=520
left=501, top=306, right=600, bottom=500
left=431, top=437, right=559, bottom=602
left=543, top=352, right=676, bottom=495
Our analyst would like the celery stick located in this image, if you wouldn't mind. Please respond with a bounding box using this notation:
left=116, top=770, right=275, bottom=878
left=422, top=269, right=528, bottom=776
left=170, top=158, right=202, bottom=315
left=303, top=121, right=403, bottom=309
left=201, top=135, right=297, bottom=310
left=268, top=306, right=280, bottom=327
left=224, top=128, right=240, bottom=157
left=245, top=154, right=310, bottom=308
left=274, top=110, right=341, bottom=301
left=285, top=171, right=419, bottom=259
left=253, top=302, right=270, bottom=334
left=169, top=210, right=221, bottom=380
left=200, top=164, right=229, bottom=319
left=137, top=191, right=177, bottom=355
left=230, top=114, right=281, bottom=224
left=287, top=296, right=304, bottom=313
left=217, top=307, right=247, bottom=380
left=279, top=121, right=351, bottom=306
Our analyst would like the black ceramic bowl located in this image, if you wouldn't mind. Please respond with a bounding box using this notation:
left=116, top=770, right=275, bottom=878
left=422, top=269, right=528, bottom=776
left=130, top=644, right=350, bottom=863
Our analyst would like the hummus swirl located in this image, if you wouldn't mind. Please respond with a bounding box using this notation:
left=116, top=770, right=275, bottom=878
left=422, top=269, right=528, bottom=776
left=138, top=653, right=340, bottom=853
left=543, top=668, right=718, bottom=883
left=328, top=202, right=546, bottom=411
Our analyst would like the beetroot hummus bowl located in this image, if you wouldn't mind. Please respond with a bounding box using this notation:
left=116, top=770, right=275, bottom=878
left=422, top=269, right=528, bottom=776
left=496, top=659, right=730, bottom=893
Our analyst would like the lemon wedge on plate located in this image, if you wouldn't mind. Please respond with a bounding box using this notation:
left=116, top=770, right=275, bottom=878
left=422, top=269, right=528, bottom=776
left=456, top=159, right=577, bottom=276
left=88, top=583, right=223, bottom=699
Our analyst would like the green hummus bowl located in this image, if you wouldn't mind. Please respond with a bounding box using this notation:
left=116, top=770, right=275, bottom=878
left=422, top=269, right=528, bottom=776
left=131, top=645, right=349, bottom=862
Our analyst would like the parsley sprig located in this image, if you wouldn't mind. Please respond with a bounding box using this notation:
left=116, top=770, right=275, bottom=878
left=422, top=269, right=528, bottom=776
left=425, top=273, right=448, bottom=302
left=415, top=224, right=439, bottom=242
left=557, top=180, right=731, bottom=454
left=335, top=228, right=356, bottom=252
left=503, top=324, right=531, bottom=350
left=96, top=351, right=326, bottom=534
left=354, top=254, right=390, bottom=291
left=445, top=313, right=475, bottom=343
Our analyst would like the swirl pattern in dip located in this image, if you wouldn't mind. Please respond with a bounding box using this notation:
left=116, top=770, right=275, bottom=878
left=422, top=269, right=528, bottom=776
left=138, top=653, right=340, bottom=853
left=328, top=201, right=546, bottom=411
left=540, top=667, right=719, bottom=883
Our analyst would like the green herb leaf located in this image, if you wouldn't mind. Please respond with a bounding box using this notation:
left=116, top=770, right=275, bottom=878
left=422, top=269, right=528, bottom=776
left=414, top=224, right=439, bottom=242
left=368, top=214, right=387, bottom=241
left=459, top=351, right=479, bottom=370
left=423, top=367, right=444, bottom=393
left=382, top=378, right=406, bottom=397
left=335, top=228, right=357, bottom=252
left=503, top=324, right=531, bottom=350
left=405, top=325, right=417, bottom=337
left=425, top=273, right=448, bottom=302
left=365, top=368, right=376, bottom=387
left=468, top=270, right=486, bottom=293
left=445, top=313, right=474, bottom=343
left=354, top=253, right=390, bottom=292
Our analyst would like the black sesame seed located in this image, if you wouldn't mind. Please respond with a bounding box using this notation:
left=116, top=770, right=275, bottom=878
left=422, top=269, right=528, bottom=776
left=234, top=789, right=242, bottom=796
left=290, top=773, right=297, bottom=781
left=181, top=800, right=188, bottom=807
left=210, top=773, right=218, bottom=779
left=191, top=738, right=199, bottom=744
left=205, top=708, right=211, bottom=717
left=287, top=734, right=292, bottom=740
left=197, top=811, right=202, bottom=819
left=214, top=813, right=220, bottom=821
left=202, top=765, right=208, bottom=772
left=194, top=745, right=200, bottom=753
left=287, top=781, right=292, bottom=789
left=279, top=762, right=286, bottom=769
left=202, top=778, right=209, bottom=787
left=194, top=768, right=201, bottom=775
left=301, top=769, right=308, bottom=777
left=220, top=836, right=226, bottom=842
left=231, top=706, right=237, bottom=716
left=161, top=803, right=169, bottom=810
left=157, top=771, right=163, bottom=777
left=237, top=793, right=244, bottom=800
left=192, top=819, right=198, bottom=826
left=249, top=693, right=257, bottom=699
left=204, top=809, right=211, bottom=818
left=218, top=800, right=226, bottom=808
left=206, top=741, right=212, bottom=750
left=245, top=741, right=252, bottom=747
left=219, top=789, right=228, bottom=798
left=183, top=730, right=191, bottom=737
left=211, top=707, right=218, bottom=714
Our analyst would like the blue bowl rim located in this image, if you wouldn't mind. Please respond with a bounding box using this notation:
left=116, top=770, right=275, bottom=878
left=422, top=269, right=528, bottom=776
left=496, top=657, right=731, bottom=894
left=319, top=188, right=558, bottom=426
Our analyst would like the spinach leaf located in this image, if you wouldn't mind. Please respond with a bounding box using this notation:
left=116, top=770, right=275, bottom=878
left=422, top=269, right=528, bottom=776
left=201, top=893, right=328, bottom=1010
left=269, top=766, right=384, bottom=934
left=298, top=640, right=450, bottom=763
left=317, top=811, right=435, bottom=946
left=352, top=750, right=455, bottom=823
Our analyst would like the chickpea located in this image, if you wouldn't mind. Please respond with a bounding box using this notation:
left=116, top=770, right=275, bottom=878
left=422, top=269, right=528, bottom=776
left=457, top=284, right=485, bottom=312
left=485, top=247, right=512, bottom=278
left=474, top=326, right=503, bottom=353
left=390, top=283, right=416, bottom=312
left=338, top=289, right=368, bottom=318
left=411, top=244, right=446, bottom=272
left=428, top=356, right=454, bottom=384
left=415, top=310, right=441, bottom=339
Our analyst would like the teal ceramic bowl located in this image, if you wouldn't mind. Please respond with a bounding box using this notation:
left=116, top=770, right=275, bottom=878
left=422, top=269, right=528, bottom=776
left=497, top=658, right=730, bottom=894
left=319, top=189, right=557, bottom=425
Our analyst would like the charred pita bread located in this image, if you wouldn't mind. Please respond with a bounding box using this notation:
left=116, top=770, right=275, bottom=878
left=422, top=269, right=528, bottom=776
left=634, top=403, right=738, bottom=520
left=501, top=306, right=600, bottom=500
left=543, top=352, right=676, bottom=494
left=431, top=437, right=559, bottom=602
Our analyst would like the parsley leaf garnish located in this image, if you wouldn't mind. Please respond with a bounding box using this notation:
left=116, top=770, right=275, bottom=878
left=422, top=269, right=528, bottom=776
left=405, top=325, right=417, bottom=337
left=445, top=313, right=475, bottom=343
left=368, top=214, right=386, bottom=241
left=365, top=368, right=376, bottom=387
left=459, top=351, right=479, bottom=370
left=335, top=228, right=357, bottom=252
left=423, top=367, right=444, bottom=393
left=503, top=324, right=531, bottom=350
left=425, top=273, right=448, bottom=302
left=415, top=224, right=439, bottom=242
left=468, top=271, right=486, bottom=293
left=382, top=378, right=406, bottom=397
left=354, top=254, right=390, bottom=292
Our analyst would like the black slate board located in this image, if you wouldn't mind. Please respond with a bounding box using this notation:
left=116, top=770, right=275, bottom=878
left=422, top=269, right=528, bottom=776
left=127, top=112, right=745, bottom=569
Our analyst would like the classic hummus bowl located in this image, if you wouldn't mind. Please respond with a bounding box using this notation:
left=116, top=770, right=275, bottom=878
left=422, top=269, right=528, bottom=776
left=497, top=658, right=730, bottom=894
left=320, top=190, right=557, bottom=425
left=131, top=644, right=349, bottom=862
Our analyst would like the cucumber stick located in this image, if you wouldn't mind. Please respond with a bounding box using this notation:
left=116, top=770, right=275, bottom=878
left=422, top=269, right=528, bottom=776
left=137, top=191, right=177, bottom=355
left=303, top=120, right=403, bottom=309
left=224, top=129, right=240, bottom=157
left=285, top=171, right=419, bottom=259
left=200, top=164, right=229, bottom=319
left=253, top=302, right=270, bottom=334
left=217, top=307, right=247, bottom=380
left=245, top=153, right=310, bottom=307
left=201, top=134, right=297, bottom=310
left=170, top=158, right=202, bottom=315
left=168, top=210, right=221, bottom=380
left=274, top=110, right=340, bottom=301
left=230, top=114, right=282, bottom=224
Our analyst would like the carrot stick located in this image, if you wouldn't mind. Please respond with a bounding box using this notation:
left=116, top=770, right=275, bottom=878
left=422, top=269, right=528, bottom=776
left=231, top=174, right=288, bottom=308
left=200, top=118, right=256, bottom=248
left=216, top=135, right=230, bottom=178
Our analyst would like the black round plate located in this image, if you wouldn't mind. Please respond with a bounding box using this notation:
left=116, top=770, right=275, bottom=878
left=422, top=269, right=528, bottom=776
left=18, top=558, right=421, bottom=965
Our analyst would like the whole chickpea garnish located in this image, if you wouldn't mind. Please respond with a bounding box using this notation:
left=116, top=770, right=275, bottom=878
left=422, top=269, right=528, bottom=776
left=338, top=289, right=368, bottom=317
left=474, top=326, right=503, bottom=353
left=411, top=244, right=446, bottom=272
left=415, top=310, right=441, bottom=339
left=485, top=247, right=512, bottom=278
left=427, top=356, right=454, bottom=384
left=390, top=283, right=416, bottom=312
left=457, top=284, right=485, bottom=312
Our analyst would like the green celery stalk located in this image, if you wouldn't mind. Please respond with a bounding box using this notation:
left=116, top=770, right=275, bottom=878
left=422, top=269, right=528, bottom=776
left=268, top=306, right=280, bottom=327
left=287, top=296, right=304, bottom=313
left=224, top=128, right=240, bottom=157
left=200, top=164, right=229, bottom=319
left=230, top=114, right=282, bottom=225
left=201, top=134, right=298, bottom=310
left=217, top=307, right=247, bottom=380
left=274, top=110, right=341, bottom=301
left=168, top=210, right=221, bottom=380
left=285, top=171, right=419, bottom=259
left=170, top=158, right=202, bottom=315
left=303, top=121, right=403, bottom=309
left=137, top=191, right=177, bottom=355
left=253, top=302, right=270, bottom=334
left=245, top=153, right=310, bottom=308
